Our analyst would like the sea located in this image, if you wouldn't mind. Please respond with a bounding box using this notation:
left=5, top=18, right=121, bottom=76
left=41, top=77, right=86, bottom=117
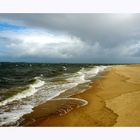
left=0, top=63, right=110, bottom=126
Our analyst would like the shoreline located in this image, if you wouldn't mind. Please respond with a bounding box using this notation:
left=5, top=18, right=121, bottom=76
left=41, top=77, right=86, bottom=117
left=21, top=64, right=140, bottom=126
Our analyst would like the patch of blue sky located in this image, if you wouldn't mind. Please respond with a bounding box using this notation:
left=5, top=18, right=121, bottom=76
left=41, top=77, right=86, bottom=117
left=0, top=22, right=28, bottom=31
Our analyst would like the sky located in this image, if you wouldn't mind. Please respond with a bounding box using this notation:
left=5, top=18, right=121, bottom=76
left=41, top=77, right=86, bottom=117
left=0, top=14, right=140, bottom=63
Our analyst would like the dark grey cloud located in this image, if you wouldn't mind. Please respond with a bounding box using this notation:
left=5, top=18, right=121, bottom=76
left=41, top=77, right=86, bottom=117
left=1, top=14, right=140, bottom=44
left=1, top=14, right=140, bottom=63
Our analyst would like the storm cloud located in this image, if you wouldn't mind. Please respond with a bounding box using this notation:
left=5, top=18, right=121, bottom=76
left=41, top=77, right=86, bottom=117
left=0, top=14, right=140, bottom=63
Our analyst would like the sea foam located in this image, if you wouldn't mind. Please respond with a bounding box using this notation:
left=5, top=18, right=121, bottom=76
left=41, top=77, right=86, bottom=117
left=0, top=77, right=45, bottom=107
left=67, top=66, right=108, bottom=85
left=0, top=65, right=110, bottom=126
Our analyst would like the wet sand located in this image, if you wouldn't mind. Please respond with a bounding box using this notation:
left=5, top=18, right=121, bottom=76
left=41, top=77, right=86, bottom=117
left=21, top=64, right=140, bottom=126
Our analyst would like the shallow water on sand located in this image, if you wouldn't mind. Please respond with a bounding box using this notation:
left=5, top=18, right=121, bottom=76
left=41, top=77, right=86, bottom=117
left=0, top=63, right=109, bottom=126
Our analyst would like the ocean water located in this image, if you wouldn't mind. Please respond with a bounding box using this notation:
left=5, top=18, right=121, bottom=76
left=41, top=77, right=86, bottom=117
left=0, top=63, right=109, bottom=126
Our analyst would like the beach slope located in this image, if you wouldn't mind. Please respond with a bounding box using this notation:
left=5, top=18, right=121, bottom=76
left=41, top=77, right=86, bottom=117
left=22, top=65, right=140, bottom=126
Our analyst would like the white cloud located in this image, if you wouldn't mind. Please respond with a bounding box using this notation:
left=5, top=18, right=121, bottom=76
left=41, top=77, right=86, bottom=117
left=1, top=14, right=140, bottom=63
left=1, top=28, right=140, bottom=63
left=0, top=29, right=96, bottom=60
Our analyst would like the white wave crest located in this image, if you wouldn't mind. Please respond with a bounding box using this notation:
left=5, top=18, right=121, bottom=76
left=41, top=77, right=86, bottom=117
left=67, top=65, right=109, bottom=84
left=0, top=77, right=45, bottom=107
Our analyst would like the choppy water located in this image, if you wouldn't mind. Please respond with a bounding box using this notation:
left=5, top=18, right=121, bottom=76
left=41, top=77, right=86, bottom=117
left=0, top=63, right=110, bottom=126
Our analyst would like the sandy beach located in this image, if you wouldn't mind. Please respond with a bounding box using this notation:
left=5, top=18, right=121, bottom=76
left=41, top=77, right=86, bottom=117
left=21, top=64, right=140, bottom=126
